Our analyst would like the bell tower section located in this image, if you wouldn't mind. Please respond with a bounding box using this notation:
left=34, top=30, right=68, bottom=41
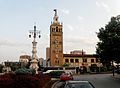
left=50, top=9, right=63, bottom=66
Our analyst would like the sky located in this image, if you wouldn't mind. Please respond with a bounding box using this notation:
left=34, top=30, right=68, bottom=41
left=0, top=0, right=120, bottom=63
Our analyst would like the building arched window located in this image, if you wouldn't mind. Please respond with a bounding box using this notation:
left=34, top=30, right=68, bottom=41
left=70, top=59, right=74, bottom=63
left=75, top=59, right=79, bottom=63
left=65, top=59, right=69, bottom=63
left=91, top=59, right=94, bottom=63
left=83, top=58, right=87, bottom=62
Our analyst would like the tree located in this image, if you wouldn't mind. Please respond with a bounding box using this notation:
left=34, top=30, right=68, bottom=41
left=0, top=64, right=4, bottom=72
left=96, top=15, right=120, bottom=65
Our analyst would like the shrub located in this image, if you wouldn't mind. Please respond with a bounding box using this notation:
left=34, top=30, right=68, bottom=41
left=0, top=71, right=51, bottom=88
left=35, top=73, right=51, bottom=87
left=15, top=68, right=35, bottom=75
left=0, top=73, right=13, bottom=88
left=13, top=75, right=40, bottom=88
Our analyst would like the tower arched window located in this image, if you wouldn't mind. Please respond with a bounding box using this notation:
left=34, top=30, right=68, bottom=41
left=55, top=60, right=57, bottom=63
left=56, top=27, right=58, bottom=32
left=52, top=28, right=54, bottom=32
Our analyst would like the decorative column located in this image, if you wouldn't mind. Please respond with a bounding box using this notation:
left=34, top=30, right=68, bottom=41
left=29, top=25, right=41, bottom=74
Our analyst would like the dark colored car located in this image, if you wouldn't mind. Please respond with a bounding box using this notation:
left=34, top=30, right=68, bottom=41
left=60, top=72, right=73, bottom=81
left=64, top=80, right=95, bottom=88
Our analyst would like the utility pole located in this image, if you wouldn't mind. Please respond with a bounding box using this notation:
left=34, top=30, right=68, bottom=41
left=29, top=25, right=41, bottom=74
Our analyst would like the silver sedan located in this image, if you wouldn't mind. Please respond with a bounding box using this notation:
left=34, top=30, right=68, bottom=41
left=64, top=81, right=95, bottom=88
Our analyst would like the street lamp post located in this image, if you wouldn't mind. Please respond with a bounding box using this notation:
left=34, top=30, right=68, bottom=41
left=29, top=25, right=41, bottom=74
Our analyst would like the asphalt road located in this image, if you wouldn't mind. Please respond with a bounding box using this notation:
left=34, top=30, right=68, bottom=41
left=74, top=74, right=120, bottom=88
left=52, top=74, right=120, bottom=88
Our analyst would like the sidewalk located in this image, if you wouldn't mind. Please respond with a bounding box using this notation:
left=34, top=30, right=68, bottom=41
left=113, top=74, right=120, bottom=79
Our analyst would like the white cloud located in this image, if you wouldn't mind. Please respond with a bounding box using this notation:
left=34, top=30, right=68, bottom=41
left=61, top=9, right=70, bottom=15
left=96, top=1, right=100, bottom=7
left=78, top=16, right=84, bottom=20
left=66, top=24, right=74, bottom=31
left=101, top=2, right=110, bottom=12
left=95, top=1, right=110, bottom=12
left=65, top=37, right=97, bottom=46
left=0, top=39, right=30, bottom=47
left=64, top=36, right=98, bottom=54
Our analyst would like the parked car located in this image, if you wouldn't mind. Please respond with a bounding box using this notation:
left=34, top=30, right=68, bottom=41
left=64, top=80, right=95, bottom=88
left=43, top=70, right=65, bottom=78
left=60, top=72, right=73, bottom=81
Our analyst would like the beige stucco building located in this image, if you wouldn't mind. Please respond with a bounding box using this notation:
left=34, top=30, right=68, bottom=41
left=63, top=52, right=100, bottom=67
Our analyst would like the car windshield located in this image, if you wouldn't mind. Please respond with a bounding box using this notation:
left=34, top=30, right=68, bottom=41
left=66, top=82, right=93, bottom=88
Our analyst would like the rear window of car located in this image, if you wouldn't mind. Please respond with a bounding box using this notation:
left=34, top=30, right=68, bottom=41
left=66, top=82, right=93, bottom=88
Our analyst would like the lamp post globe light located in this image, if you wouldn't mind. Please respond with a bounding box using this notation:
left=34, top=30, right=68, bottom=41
left=29, top=25, right=41, bottom=74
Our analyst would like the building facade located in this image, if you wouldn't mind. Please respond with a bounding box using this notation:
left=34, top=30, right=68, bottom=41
left=50, top=9, right=63, bottom=66
left=19, top=55, right=31, bottom=67
left=63, top=53, right=100, bottom=67
left=46, top=47, right=50, bottom=66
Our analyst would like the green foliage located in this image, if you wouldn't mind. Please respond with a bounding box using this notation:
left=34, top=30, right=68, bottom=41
left=107, top=66, right=112, bottom=71
left=62, top=63, right=70, bottom=67
left=10, top=65, right=18, bottom=71
left=100, top=67, right=107, bottom=72
left=96, top=15, right=120, bottom=64
left=15, top=68, right=35, bottom=75
left=0, top=64, right=3, bottom=73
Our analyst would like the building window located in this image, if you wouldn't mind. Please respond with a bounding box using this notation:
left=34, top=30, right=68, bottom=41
left=83, top=58, right=87, bottom=62
left=91, top=59, right=94, bottom=63
left=65, top=59, right=69, bottom=63
left=75, top=59, right=79, bottom=63
left=70, top=59, right=74, bottom=63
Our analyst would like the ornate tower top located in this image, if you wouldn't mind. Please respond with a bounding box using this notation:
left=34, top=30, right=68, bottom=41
left=53, top=9, right=59, bottom=23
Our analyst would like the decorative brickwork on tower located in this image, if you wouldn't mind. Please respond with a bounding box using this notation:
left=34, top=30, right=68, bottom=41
left=50, top=9, right=63, bottom=66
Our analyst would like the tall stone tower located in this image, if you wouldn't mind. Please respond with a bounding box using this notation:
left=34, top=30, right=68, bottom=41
left=50, top=9, right=63, bottom=66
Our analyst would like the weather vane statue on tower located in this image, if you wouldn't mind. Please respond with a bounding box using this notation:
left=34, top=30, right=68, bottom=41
left=53, top=9, right=58, bottom=22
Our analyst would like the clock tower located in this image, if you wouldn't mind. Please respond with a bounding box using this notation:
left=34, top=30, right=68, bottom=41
left=50, top=9, right=63, bottom=66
